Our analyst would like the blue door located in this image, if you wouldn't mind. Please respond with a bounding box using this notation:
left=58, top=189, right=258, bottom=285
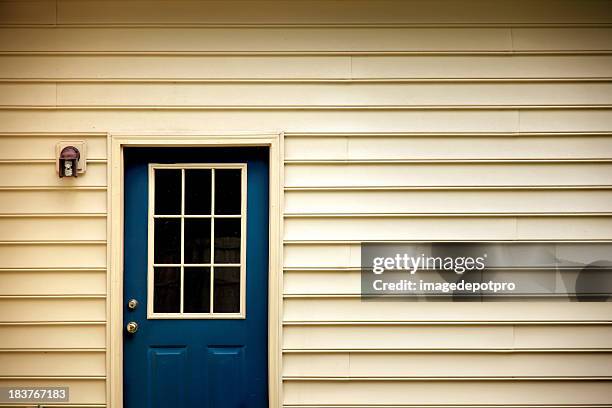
left=123, top=147, right=269, bottom=408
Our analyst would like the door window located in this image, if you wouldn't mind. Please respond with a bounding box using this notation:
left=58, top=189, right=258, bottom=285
left=148, top=164, right=246, bottom=318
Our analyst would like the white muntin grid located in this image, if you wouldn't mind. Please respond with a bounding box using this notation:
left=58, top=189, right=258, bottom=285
left=147, top=163, right=247, bottom=319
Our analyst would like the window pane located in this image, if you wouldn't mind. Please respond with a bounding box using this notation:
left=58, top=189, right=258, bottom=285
left=214, top=218, right=241, bottom=264
left=154, top=169, right=181, bottom=215
left=213, top=267, right=240, bottom=313
left=215, top=169, right=242, bottom=215
left=185, top=169, right=212, bottom=215
left=184, top=218, right=211, bottom=264
left=184, top=267, right=211, bottom=313
left=154, top=267, right=180, bottom=313
left=154, top=219, right=180, bottom=264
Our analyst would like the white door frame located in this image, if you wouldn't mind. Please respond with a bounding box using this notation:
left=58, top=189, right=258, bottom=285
left=107, top=131, right=284, bottom=407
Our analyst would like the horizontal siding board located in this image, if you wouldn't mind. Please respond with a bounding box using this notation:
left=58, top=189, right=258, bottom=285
left=0, top=55, right=351, bottom=79
left=519, top=109, right=612, bottom=132
left=284, top=217, right=523, bottom=240
left=0, top=325, right=105, bottom=349
left=0, top=244, right=106, bottom=268
left=284, top=216, right=612, bottom=240
left=0, top=162, right=106, bottom=187
left=0, top=379, right=104, bottom=404
left=283, top=242, right=612, bottom=267
left=0, top=135, right=107, bottom=160
left=514, top=324, right=612, bottom=348
left=283, top=324, right=612, bottom=350
left=283, top=298, right=612, bottom=321
left=352, top=55, right=612, bottom=79
left=55, top=82, right=612, bottom=106
left=1, top=27, right=610, bottom=53
left=286, top=268, right=612, bottom=300
left=284, top=190, right=612, bottom=214
left=282, top=243, right=612, bottom=268
left=284, top=271, right=362, bottom=295
left=4, top=55, right=612, bottom=80
left=0, top=351, right=105, bottom=376
left=0, top=190, right=107, bottom=214
left=0, top=270, right=106, bottom=295
left=0, top=217, right=106, bottom=241
left=285, top=137, right=348, bottom=160
left=284, top=244, right=361, bottom=268
left=516, top=216, right=612, bottom=239
left=513, top=28, right=612, bottom=51
left=55, top=0, right=612, bottom=24
left=284, top=324, right=514, bottom=350
left=283, top=352, right=612, bottom=377
left=285, top=162, right=612, bottom=187
left=0, top=0, right=56, bottom=24
left=0, top=27, right=513, bottom=52
left=285, top=135, right=612, bottom=160
left=283, top=380, right=612, bottom=405
left=0, top=298, right=105, bottom=322
left=284, top=353, right=349, bottom=377
left=0, top=110, right=520, bottom=132
left=0, top=83, right=55, bottom=106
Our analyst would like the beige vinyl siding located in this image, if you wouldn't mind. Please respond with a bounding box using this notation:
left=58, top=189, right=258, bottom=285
left=283, top=351, right=612, bottom=377
left=2, top=55, right=612, bottom=79
left=0, top=0, right=611, bottom=407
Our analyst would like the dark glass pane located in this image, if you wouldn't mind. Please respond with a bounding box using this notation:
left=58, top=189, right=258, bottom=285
left=154, top=169, right=181, bottom=215
left=215, top=169, right=242, bottom=215
left=213, top=267, right=240, bottom=313
left=184, top=267, right=211, bottom=313
left=154, top=219, right=180, bottom=264
left=185, top=169, right=212, bottom=215
left=184, top=218, right=211, bottom=264
left=154, top=267, right=180, bottom=313
left=214, top=218, right=241, bottom=264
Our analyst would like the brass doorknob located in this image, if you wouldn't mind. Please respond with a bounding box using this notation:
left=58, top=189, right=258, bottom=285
left=126, top=321, right=139, bottom=334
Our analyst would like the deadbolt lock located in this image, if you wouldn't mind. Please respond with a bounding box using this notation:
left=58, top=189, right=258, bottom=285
left=127, top=298, right=139, bottom=310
